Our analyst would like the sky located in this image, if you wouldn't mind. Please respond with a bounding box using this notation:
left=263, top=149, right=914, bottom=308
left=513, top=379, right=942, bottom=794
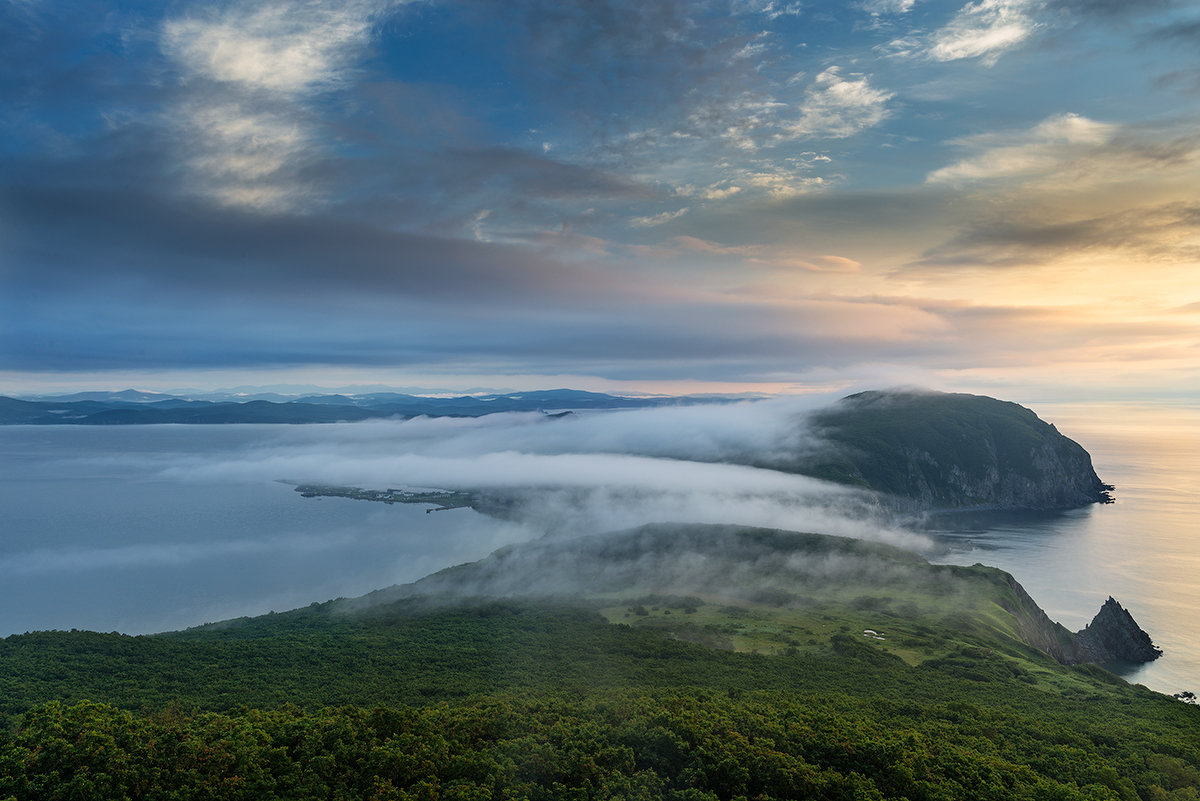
left=2, top=0, right=1199, bottom=399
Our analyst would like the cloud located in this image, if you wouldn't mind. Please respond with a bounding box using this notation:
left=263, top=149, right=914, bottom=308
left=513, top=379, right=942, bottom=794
left=738, top=168, right=829, bottom=198
left=929, top=303, right=1200, bottom=367
left=0, top=181, right=961, bottom=378
left=439, top=147, right=651, bottom=201
left=672, top=235, right=759, bottom=256
left=161, top=1, right=388, bottom=94
left=927, top=113, right=1116, bottom=184
left=858, top=0, right=919, bottom=15
left=1145, top=16, right=1200, bottom=44
left=926, top=113, right=1200, bottom=196
left=732, top=0, right=803, bottom=19
left=173, top=100, right=319, bottom=210
left=1154, top=69, right=1200, bottom=95
left=909, top=202, right=1200, bottom=268
left=1048, top=0, right=1177, bottom=17
left=787, top=255, right=863, bottom=273
left=776, top=67, right=893, bottom=141
left=669, top=237, right=861, bottom=273
left=2, top=184, right=636, bottom=305
left=158, top=1, right=400, bottom=210
left=631, top=208, right=690, bottom=227
left=910, top=114, right=1200, bottom=268
left=925, top=0, right=1036, bottom=64
left=675, top=183, right=744, bottom=201
left=154, top=401, right=930, bottom=549
left=471, top=0, right=762, bottom=138
left=256, top=398, right=832, bottom=465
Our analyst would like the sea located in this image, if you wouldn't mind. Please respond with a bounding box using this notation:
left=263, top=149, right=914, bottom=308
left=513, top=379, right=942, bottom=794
left=928, top=402, right=1200, bottom=696
left=0, top=401, right=1195, bottom=697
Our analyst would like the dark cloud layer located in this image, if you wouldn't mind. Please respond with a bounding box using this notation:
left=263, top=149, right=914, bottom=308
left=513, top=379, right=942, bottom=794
left=1047, top=0, right=1177, bottom=16
left=2, top=0, right=1198, bottom=392
left=909, top=203, right=1200, bottom=269
left=3, top=185, right=631, bottom=303
left=462, top=0, right=763, bottom=140
left=1147, top=17, right=1200, bottom=44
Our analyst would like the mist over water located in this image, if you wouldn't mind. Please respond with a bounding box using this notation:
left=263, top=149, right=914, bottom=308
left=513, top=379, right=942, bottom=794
left=0, top=426, right=536, bottom=634
left=0, top=399, right=1195, bottom=696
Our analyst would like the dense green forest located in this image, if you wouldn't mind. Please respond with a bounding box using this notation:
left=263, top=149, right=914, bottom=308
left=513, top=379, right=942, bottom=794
left=1, top=605, right=1197, bottom=800
left=1, top=525, right=1196, bottom=800
left=794, top=391, right=1111, bottom=510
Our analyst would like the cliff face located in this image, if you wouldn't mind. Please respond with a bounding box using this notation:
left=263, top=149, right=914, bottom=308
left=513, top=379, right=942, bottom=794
left=998, top=574, right=1080, bottom=664
left=999, top=578, right=1161, bottom=666
left=800, top=390, right=1112, bottom=511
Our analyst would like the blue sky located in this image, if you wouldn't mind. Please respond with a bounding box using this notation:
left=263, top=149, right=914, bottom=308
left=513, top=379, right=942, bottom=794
left=3, top=0, right=1199, bottom=398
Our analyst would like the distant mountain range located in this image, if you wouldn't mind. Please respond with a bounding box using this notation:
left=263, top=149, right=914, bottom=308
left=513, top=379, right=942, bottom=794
left=0, top=388, right=735, bottom=425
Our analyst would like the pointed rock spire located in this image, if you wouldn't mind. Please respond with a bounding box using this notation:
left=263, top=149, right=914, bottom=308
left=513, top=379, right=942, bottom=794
left=1074, top=597, right=1162, bottom=664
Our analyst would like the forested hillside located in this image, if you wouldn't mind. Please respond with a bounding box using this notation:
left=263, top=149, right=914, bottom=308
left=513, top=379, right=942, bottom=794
left=795, top=391, right=1111, bottom=510
left=1, top=525, right=1196, bottom=800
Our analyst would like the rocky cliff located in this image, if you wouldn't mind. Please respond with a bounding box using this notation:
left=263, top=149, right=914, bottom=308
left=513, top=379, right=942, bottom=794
left=1073, top=597, right=1163, bottom=664
left=798, top=390, right=1112, bottom=511
left=997, top=574, right=1080, bottom=664
left=998, top=578, right=1161, bottom=666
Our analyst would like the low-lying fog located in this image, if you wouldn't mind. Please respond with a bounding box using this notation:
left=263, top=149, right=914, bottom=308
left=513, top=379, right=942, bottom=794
left=7, top=398, right=1195, bottom=696
left=157, top=399, right=930, bottom=549
left=1, top=398, right=932, bottom=635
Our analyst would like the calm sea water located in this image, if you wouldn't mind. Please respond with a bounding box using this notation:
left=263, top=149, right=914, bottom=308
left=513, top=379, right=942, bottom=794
left=928, top=402, right=1200, bottom=696
left=0, top=425, right=535, bottom=635
left=0, top=403, right=1195, bottom=696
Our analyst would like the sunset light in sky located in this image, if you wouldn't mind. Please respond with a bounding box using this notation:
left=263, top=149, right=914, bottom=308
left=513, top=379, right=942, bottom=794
left=3, top=0, right=1199, bottom=398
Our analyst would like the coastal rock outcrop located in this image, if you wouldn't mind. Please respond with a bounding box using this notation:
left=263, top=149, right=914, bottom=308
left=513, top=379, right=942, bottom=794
left=797, top=390, right=1112, bottom=511
left=1073, top=597, right=1163, bottom=664
left=999, top=578, right=1161, bottom=666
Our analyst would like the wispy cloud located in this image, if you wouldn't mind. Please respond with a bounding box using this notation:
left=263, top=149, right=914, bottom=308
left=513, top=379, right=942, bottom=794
left=675, top=183, right=744, bottom=201
left=155, top=401, right=929, bottom=548
left=927, top=113, right=1115, bottom=184
left=732, top=0, right=804, bottom=20
left=671, top=236, right=861, bottom=273
left=1049, top=0, right=1178, bottom=17
left=158, top=0, right=397, bottom=210
left=1144, top=16, right=1200, bottom=45
left=925, top=0, right=1036, bottom=64
left=911, top=202, right=1200, bottom=268
left=631, top=208, right=690, bottom=227
left=927, top=113, right=1200, bottom=193
left=858, top=0, right=920, bottom=15
left=909, top=114, right=1200, bottom=271
left=737, top=166, right=830, bottom=198
left=161, top=2, right=385, bottom=94
left=3, top=0, right=1197, bottom=397
left=776, top=67, right=893, bottom=141
left=788, top=255, right=863, bottom=273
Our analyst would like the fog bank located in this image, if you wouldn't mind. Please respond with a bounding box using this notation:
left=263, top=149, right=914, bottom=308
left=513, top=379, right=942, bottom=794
left=148, top=399, right=930, bottom=551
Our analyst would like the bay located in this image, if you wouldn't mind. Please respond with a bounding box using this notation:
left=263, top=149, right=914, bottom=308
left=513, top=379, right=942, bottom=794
left=0, top=401, right=1195, bottom=697
left=930, top=401, right=1200, bottom=696
left=0, top=425, right=535, bottom=635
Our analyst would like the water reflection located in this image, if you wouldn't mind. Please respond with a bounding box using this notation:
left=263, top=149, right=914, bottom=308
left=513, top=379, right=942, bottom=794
left=925, top=401, right=1200, bottom=696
